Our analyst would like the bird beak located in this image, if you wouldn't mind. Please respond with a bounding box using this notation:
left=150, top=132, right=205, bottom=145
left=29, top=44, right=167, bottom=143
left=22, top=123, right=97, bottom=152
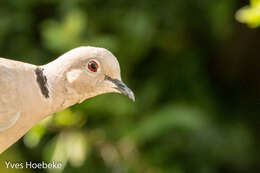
left=105, top=75, right=135, bottom=102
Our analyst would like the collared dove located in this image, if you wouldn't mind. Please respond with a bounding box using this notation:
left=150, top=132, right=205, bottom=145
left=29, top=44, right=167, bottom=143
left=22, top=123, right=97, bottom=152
left=0, top=46, right=134, bottom=153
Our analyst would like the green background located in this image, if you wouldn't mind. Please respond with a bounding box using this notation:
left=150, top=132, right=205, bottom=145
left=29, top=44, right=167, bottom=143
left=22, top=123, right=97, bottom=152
left=0, top=0, right=260, bottom=173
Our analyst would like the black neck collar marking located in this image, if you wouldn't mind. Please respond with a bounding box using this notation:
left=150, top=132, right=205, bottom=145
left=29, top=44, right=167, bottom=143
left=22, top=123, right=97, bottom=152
left=35, top=67, right=49, bottom=98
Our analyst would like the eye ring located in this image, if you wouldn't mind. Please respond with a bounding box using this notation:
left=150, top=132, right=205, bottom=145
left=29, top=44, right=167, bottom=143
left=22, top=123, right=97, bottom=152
left=88, top=60, right=99, bottom=72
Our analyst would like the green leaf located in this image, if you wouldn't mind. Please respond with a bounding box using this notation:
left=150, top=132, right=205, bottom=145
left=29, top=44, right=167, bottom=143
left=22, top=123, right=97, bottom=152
left=236, top=1, right=260, bottom=28
left=132, top=104, right=210, bottom=145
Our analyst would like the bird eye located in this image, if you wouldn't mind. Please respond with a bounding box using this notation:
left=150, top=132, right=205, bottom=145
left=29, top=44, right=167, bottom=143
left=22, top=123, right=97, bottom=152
left=88, top=60, right=99, bottom=72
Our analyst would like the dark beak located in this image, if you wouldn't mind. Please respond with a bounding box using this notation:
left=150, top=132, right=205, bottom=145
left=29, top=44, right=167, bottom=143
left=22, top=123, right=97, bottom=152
left=105, top=75, right=135, bottom=102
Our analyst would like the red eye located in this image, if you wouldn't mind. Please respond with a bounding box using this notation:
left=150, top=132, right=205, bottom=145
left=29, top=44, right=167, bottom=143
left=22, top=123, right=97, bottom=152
left=88, top=60, right=98, bottom=72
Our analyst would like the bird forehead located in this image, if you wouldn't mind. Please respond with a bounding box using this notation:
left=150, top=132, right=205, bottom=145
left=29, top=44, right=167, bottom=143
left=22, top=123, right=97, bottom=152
left=72, top=46, right=121, bottom=78
left=76, top=47, right=114, bottom=61
left=101, top=54, right=121, bottom=76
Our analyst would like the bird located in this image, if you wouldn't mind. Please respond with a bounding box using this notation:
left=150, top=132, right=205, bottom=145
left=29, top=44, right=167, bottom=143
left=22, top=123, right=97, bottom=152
left=0, top=46, right=134, bottom=153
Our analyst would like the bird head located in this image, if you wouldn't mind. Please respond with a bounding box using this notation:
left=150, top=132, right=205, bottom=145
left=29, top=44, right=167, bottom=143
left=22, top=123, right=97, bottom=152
left=63, top=46, right=135, bottom=102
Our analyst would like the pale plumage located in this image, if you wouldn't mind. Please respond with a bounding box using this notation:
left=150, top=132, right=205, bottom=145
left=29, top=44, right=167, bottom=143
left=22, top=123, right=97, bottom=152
left=0, top=46, right=134, bottom=153
left=0, top=63, right=21, bottom=131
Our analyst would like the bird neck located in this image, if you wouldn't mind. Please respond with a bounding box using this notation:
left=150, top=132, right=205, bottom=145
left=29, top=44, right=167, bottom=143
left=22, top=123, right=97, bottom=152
left=42, top=57, right=84, bottom=114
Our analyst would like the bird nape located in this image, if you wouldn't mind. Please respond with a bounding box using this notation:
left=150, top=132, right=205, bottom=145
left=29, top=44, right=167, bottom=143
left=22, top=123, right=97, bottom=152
left=0, top=46, right=135, bottom=153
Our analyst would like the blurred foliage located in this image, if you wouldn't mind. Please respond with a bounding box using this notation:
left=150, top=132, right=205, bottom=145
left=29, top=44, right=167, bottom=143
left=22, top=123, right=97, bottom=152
left=236, top=0, right=260, bottom=28
left=0, top=0, right=260, bottom=173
